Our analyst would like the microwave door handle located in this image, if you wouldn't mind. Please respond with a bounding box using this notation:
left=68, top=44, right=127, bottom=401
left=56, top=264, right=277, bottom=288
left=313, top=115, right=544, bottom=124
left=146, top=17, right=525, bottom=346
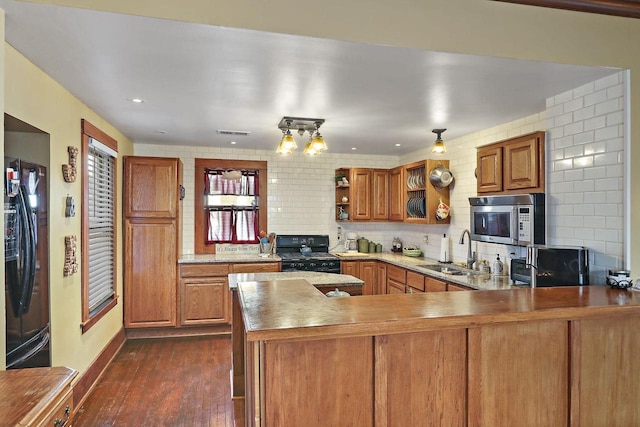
left=512, top=207, right=519, bottom=244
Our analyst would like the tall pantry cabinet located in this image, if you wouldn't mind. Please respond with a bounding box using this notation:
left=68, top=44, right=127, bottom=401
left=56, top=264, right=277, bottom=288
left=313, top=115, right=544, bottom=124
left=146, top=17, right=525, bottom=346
left=124, top=156, right=183, bottom=328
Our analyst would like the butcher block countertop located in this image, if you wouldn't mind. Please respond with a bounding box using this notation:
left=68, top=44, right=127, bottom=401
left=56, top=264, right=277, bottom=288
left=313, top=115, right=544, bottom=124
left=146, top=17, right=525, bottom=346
left=238, top=280, right=640, bottom=342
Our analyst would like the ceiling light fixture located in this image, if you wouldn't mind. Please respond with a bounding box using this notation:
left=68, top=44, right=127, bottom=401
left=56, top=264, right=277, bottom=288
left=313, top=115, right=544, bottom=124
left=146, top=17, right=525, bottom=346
left=431, top=128, right=447, bottom=154
left=276, top=116, right=327, bottom=156
left=129, top=98, right=144, bottom=103
left=276, top=119, right=297, bottom=155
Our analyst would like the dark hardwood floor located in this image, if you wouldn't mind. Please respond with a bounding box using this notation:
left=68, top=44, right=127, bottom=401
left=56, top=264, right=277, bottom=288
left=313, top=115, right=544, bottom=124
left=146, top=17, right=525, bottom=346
left=73, top=335, right=244, bottom=427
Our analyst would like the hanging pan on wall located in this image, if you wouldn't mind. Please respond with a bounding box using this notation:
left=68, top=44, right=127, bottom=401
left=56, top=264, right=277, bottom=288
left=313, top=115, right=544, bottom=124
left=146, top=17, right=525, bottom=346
left=429, top=164, right=454, bottom=190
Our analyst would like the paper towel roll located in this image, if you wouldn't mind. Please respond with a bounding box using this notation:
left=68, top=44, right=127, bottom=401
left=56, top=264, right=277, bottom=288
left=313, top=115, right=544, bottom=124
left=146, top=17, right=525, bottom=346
left=439, top=234, right=450, bottom=263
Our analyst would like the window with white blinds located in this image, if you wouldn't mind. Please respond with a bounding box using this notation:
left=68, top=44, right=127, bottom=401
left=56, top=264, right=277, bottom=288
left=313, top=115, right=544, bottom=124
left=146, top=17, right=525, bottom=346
left=81, top=119, right=119, bottom=333
left=87, top=138, right=116, bottom=314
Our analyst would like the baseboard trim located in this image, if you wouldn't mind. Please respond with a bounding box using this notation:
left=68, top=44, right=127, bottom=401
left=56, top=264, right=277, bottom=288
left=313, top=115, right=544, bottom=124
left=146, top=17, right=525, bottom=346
left=72, top=326, right=126, bottom=412
left=125, top=324, right=231, bottom=339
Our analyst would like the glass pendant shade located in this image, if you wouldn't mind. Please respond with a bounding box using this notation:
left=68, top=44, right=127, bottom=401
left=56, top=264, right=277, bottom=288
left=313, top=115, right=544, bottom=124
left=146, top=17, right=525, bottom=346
left=310, top=133, right=327, bottom=152
left=431, top=128, right=447, bottom=154
left=431, top=139, right=446, bottom=154
left=303, top=140, right=318, bottom=156
left=277, top=131, right=297, bottom=155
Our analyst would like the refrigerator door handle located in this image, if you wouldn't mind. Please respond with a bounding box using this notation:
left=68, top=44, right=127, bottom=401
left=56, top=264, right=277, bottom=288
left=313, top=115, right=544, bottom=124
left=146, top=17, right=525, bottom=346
left=17, top=185, right=37, bottom=315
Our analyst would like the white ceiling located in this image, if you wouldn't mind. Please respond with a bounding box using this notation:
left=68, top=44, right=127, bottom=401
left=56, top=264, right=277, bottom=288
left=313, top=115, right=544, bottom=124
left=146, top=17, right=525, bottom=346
left=0, top=0, right=619, bottom=155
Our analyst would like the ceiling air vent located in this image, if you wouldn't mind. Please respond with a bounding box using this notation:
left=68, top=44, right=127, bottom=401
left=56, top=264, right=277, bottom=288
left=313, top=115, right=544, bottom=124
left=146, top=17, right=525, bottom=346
left=216, top=130, right=251, bottom=136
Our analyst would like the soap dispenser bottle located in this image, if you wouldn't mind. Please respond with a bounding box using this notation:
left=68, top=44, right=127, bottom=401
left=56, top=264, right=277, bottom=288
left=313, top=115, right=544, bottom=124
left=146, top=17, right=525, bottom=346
left=493, top=254, right=504, bottom=275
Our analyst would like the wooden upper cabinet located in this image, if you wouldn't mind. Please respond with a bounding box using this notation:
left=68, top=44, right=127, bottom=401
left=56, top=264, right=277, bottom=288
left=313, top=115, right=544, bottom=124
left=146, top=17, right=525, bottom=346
left=477, top=131, right=545, bottom=195
left=504, top=134, right=541, bottom=191
left=352, top=168, right=372, bottom=221
left=477, top=146, right=503, bottom=193
left=371, top=169, right=389, bottom=221
left=125, top=156, right=182, bottom=218
left=388, top=166, right=404, bottom=221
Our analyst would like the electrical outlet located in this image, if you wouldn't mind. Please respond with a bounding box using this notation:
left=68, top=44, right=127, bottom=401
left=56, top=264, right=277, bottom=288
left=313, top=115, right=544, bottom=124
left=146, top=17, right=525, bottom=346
left=423, top=234, right=428, bottom=244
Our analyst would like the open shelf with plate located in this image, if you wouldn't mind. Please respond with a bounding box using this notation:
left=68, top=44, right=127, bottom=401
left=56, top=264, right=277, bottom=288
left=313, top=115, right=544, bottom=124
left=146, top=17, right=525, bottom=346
left=335, top=168, right=351, bottom=221
left=403, top=159, right=451, bottom=224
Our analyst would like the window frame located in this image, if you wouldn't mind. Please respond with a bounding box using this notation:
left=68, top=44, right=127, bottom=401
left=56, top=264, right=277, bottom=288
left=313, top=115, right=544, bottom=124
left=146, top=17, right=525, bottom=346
left=194, top=158, right=267, bottom=254
left=80, top=119, right=119, bottom=333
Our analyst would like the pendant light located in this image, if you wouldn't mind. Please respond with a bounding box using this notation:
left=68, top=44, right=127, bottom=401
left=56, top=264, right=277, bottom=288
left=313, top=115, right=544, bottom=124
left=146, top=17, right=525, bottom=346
left=431, top=128, right=447, bottom=154
left=276, top=119, right=297, bottom=155
left=303, top=121, right=327, bottom=156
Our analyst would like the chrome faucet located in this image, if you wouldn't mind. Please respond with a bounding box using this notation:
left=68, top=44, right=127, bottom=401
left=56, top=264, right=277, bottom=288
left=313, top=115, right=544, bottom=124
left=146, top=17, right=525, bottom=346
left=459, top=229, right=476, bottom=269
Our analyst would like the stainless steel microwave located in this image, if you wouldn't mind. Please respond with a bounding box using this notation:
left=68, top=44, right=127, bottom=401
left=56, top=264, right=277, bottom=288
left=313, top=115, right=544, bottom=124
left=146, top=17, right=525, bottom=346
left=469, top=193, right=545, bottom=246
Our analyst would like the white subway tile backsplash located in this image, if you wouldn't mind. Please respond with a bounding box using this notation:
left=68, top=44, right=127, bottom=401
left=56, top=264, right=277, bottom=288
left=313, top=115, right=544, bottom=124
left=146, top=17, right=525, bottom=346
left=564, top=98, right=583, bottom=113
left=563, top=168, right=584, bottom=181
left=554, top=112, right=573, bottom=127
left=594, top=151, right=620, bottom=166
left=583, top=166, right=607, bottom=180
left=573, top=156, right=594, bottom=168
left=563, top=122, right=584, bottom=136
left=573, top=106, right=595, bottom=122
left=584, top=216, right=606, bottom=229
left=595, top=99, right=620, bottom=116
left=584, top=89, right=607, bottom=107
left=553, top=158, right=574, bottom=171
left=572, top=81, right=595, bottom=98
left=553, top=89, right=573, bottom=104
left=594, top=72, right=620, bottom=90
left=583, top=115, right=606, bottom=131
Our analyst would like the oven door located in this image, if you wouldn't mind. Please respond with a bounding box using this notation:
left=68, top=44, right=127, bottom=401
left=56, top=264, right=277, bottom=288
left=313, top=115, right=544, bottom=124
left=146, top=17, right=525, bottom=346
left=470, top=205, right=518, bottom=245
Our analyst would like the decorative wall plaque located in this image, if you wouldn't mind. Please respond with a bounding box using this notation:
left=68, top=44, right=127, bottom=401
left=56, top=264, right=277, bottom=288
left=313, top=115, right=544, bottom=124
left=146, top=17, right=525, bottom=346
left=62, top=146, right=78, bottom=183
left=64, top=235, right=78, bottom=276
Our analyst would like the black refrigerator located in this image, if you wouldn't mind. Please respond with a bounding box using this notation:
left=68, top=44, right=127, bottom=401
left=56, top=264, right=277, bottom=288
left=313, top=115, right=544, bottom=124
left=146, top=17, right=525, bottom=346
left=4, top=157, right=50, bottom=369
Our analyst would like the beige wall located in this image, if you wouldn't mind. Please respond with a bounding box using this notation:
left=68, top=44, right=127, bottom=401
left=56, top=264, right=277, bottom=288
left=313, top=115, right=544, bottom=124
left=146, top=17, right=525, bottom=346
left=1, top=42, right=133, bottom=371
left=30, top=0, right=640, bottom=273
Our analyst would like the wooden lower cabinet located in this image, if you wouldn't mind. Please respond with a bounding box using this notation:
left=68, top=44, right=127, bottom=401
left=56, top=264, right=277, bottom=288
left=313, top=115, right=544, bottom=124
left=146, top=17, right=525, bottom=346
left=387, top=280, right=405, bottom=294
left=468, top=320, right=569, bottom=426
left=180, top=261, right=280, bottom=327
left=448, top=283, right=474, bottom=291
left=341, top=260, right=377, bottom=295
left=572, top=316, right=640, bottom=426
left=376, top=331, right=467, bottom=426
left=179, top=263, right=230, bottom=325
left=386, top=264, right=406, bottom=294
left=376, top=262, right=387, bottom=294
left=425, top=276, right=447, bottom=292
left=262, top=337, right=374, bottom=426
left=125, top=219, right=178, bottom=328
left=406, top=270, right=425, bottom=292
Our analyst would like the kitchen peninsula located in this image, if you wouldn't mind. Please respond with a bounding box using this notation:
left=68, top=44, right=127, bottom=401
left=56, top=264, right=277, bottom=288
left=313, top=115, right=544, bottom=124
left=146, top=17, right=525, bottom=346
left=237, top=281, right=640, bottom=426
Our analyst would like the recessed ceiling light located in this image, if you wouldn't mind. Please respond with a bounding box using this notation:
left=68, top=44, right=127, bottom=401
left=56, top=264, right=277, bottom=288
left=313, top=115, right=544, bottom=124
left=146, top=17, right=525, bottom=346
left=395, top=143, right=401, bottom=147
left=128, top=98, right=144, bottom=103
left=351, top=147, right=357, bottom=150
left=229, top=141, right=237, bottom=145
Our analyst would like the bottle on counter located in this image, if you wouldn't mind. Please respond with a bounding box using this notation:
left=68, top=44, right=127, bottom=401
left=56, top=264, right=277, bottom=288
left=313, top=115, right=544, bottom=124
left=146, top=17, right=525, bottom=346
left=493, top=255, right=504, bottom=275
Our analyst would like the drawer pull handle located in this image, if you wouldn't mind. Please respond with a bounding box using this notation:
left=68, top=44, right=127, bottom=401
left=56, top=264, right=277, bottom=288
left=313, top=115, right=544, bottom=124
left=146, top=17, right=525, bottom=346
left=54, top=405, right=71, bottom=426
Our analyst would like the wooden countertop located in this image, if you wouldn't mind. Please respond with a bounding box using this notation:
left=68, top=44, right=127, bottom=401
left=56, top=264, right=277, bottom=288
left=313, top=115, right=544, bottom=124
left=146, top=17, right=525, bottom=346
left=228, top=271, right=363, bottom=290
left=0, top=366, right=77, bottom=426
left=238, top=280, right=640, bottom=342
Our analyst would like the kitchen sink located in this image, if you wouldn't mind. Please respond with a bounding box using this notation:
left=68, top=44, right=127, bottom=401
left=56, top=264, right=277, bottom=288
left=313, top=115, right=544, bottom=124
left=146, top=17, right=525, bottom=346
left=417, top=264, right=480, bottom=276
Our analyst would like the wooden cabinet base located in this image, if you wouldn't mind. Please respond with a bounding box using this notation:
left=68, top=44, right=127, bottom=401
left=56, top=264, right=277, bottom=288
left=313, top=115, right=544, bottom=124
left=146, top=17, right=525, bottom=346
left=0, top=367, right=77, bottom=427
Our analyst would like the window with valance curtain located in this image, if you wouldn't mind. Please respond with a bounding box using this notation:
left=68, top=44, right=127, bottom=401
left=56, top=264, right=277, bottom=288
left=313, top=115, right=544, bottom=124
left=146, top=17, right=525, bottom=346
left=194, top=159, right=268, bottom=254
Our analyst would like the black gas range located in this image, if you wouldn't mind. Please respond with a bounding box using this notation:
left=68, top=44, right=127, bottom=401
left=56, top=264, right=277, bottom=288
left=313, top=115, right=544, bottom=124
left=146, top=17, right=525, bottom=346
left=276, top=235, right=341, bottom=273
